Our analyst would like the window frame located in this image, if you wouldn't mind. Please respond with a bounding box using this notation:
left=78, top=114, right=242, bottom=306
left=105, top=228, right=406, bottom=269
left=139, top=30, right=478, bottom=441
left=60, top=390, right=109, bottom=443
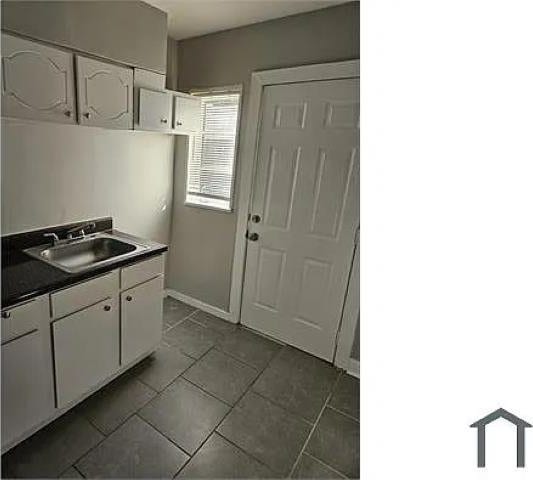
left=184, top=84, right=243, bottom=213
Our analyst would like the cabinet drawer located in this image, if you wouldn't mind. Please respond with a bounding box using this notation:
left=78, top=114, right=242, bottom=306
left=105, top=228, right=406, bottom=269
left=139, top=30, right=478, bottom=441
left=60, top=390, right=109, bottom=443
left=53, top=296, right=119, bottom=408
left=1, top=297, right=47, bottom=344
left=121, top=255, right=163, bottom=291
left=51, top=270, right=119, bottom=319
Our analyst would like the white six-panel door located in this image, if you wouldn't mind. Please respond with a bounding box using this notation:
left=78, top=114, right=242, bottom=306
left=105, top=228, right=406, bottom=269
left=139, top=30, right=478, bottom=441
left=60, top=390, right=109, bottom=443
left=241, top=78, right=359, bottom=361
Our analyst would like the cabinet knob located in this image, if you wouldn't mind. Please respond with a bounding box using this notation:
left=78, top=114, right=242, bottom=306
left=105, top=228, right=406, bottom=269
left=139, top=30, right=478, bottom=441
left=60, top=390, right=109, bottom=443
left=64, top=110, right=72, bottom=117
left=1, top=311, right=11, bottom=319
left=161, top=118, right=168, bottom=124
left=251, top=214, right=261, bottom=223
left=84, top=112, right=91, bottom=119
left=104, top=305, right=111, bottom=311
left=176, top=121, right=183, bottom=127
left=126, top=295, right=133, bottom=302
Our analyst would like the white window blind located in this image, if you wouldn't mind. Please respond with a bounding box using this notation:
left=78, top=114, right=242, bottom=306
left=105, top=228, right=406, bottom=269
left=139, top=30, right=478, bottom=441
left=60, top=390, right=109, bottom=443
left=186, top=90, right=241, bottom=211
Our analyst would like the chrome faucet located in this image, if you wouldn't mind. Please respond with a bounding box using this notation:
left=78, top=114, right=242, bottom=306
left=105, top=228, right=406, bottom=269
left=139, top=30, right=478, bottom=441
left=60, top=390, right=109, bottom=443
left=43, top=232, right=60, bottom=246
left=66, top=222, right=96, bottom=240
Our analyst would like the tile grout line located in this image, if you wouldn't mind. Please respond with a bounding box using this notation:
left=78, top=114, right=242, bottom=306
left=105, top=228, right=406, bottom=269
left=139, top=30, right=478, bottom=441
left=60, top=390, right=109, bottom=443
left=288, top=371, right=343, bottom=478
left=173, top=341, right=287, bottom=478
left=248, top=388, right=314, bottom=427
left=130, top=412, right=191, bottom=459
left=216, top=430, right=281, bottom=476
left=326, top=403, right=360, bottom=423
left=172, top=367, right=258, bottom=478
left=303, top=452, right=350, bottom=479
left=69, top=366, right=169, bottom=474
left=163, top=308, right=200, bottom=332
left=72, top=464, right=86, bottom=479
left=216, top=338, right=286, bottom=375
left=72, top=383, right=159, bottom=473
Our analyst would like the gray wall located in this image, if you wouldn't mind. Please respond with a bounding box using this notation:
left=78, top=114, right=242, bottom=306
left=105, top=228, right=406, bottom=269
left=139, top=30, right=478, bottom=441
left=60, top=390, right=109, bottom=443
left=1, top=1, right=167, bottom=73
left=166, top=37, right=179, bottom=90
left=1, top=118, right=175, bottom=244
left=167, top=2, right=359, bottom=310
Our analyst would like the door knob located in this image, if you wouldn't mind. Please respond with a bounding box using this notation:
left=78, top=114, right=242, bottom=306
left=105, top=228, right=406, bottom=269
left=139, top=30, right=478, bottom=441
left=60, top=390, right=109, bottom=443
left=104, top=305, right=111, bottom=311
left=251, top=214, right=261, bottom=223
left=126, top=295, right=133, bottom=302
left=247, top=232, right=259, bottom=241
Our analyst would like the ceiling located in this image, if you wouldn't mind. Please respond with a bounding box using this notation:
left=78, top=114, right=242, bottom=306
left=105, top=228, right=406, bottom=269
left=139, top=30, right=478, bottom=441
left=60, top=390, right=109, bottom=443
left=145, top=0, right=347, bottom=40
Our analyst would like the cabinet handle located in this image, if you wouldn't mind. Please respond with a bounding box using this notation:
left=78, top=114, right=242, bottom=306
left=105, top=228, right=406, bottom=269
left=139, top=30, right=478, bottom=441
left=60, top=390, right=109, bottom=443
left=126, top=295, right=133, bottom=302
left=160, top=118, right=168, bottom=124
left=84, top=112, right=91, bottom=119
left=104, top=305, right=111, bottom=311
left=176, top=121, right=183, bottom=127
left=64, top=110, right=72, bottom=117
left=1, top=311, right=11, bottom=319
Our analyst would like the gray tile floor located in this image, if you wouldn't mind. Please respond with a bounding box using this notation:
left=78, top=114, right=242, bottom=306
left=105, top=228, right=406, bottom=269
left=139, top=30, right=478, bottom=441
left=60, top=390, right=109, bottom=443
left=2, top=298, right=360, bottom=479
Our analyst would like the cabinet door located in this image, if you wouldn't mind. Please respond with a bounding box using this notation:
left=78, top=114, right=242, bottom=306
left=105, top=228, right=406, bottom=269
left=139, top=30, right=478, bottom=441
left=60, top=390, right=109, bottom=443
left=1, top=297, right=55, bottom=449
left=139, top=88, right=172, bottom=132
left=173, top=94, right=201, bottom=133
left=53, top=297, right=119, bottom=408
left=76, top=55, right=133, bottom=130
left=121, top=275, right=163, bottom=365
left=1, top=33, right=76, bottom=124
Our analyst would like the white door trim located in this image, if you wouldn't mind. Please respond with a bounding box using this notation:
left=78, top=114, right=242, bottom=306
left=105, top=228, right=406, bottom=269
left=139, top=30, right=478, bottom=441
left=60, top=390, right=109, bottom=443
left=229, top=60, right=360, bottom=323
left=334, top=244, right=360, bottom=378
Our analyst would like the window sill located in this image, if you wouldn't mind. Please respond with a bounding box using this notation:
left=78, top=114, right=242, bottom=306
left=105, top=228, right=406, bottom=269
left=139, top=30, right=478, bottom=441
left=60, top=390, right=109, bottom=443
left=184, top=201, right=233, bottom=214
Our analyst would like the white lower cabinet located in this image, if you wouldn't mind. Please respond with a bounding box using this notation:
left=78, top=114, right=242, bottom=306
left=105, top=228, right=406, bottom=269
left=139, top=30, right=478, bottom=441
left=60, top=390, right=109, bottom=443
left=121, top=275, right=164, bottom=365
left=52, top=296, right=120, bottom=408
left=1, top=255, right=164, bottom=450
left=1, top=296, right=54, bottom=449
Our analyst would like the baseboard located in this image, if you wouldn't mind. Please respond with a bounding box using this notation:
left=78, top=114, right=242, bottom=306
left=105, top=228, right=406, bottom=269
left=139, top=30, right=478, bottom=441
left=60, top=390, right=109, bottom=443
left=165, top=289, right=236, bottom=323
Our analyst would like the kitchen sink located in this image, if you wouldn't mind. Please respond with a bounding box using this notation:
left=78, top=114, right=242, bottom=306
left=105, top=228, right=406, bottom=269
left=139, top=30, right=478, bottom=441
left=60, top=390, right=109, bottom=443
left=24, top=233, right=148, bottom=273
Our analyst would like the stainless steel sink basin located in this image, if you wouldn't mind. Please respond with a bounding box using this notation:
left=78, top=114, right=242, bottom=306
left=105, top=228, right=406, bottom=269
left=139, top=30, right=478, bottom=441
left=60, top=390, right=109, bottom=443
left=24, top=233, right=148, bottom=273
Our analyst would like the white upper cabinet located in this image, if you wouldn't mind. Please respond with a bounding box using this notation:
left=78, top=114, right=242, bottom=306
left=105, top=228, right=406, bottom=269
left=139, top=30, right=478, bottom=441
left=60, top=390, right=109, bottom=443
left=138, top=88, right=172, bottom=132
left=1, top=33, right=76, bottom=124
left=76, top=55, right=133, bottom=130
left=173, top=94, right=202, bottom=133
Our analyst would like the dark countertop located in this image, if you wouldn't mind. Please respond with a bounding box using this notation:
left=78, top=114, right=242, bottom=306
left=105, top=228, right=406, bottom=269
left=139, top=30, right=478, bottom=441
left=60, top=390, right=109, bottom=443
left=2, top=228, right=167, bottom=309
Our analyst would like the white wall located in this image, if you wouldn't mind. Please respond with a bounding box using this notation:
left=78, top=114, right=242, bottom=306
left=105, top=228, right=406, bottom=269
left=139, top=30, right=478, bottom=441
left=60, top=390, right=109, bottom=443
left=1, top=118, right=175, bottom=244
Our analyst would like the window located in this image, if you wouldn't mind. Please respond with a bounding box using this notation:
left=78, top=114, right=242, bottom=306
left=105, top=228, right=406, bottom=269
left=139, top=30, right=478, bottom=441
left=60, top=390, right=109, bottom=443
left=186, top=87, right=241, bottom=211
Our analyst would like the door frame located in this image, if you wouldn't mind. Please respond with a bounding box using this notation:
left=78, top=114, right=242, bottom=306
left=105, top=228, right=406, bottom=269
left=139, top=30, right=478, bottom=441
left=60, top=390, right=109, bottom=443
left=229, top=60, right=360, bottom=329
left=334, top=242, right=360, bottom=377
